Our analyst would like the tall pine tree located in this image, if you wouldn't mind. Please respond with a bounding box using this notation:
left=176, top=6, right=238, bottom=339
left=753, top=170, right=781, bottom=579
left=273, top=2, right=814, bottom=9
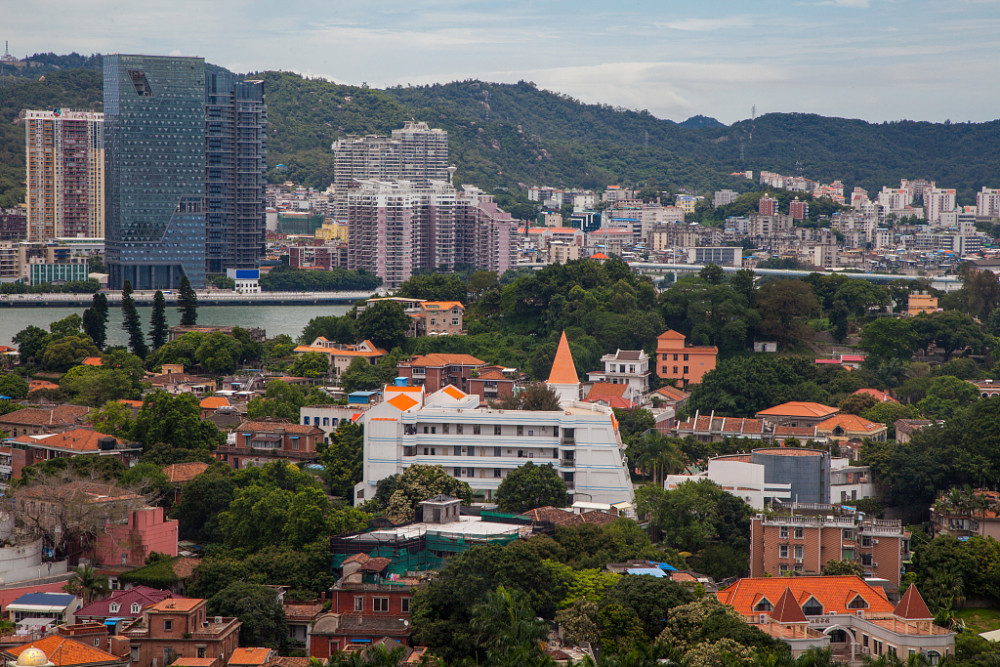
left=178, top=275, right=198, bottom=326
left=121, top=280, right=147, bottom=358
left=82, top=292, right=109, bottom=348
left=149, top=290, right=168, bottom=350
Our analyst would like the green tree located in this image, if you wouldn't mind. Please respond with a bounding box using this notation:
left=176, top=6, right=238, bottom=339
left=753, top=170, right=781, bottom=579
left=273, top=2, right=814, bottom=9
left=60, top=366, right=141, bottom=406
left=86, top=400, right=135, bottom=439
left=149, top=290, right=168, bottom=349
left=495, top=462, right=570, bottom=513
left=838, top=393, right=879, bottom=416
left=555, top=598, right=600, bottom=647
left=62, top=564, right=110, bottom=604
left=207, top=582, right=286, bottom=648
left=911, top=534, right=977, bottom=611
left=0, top=373, right=29, bottom=399
left=13, top=325, right=52, bottom=364
left=821, top=559, right=865, bottom=576
left=49, top=313, right=83, bottom=337
left=41, top=335, right=99, bottom=372
left=132, top=391, right=223, bottom=464
left=298, top=314, right=356, bottom=344
left=605, top=574, right=695, bottom=638
left=319, top=422, right=364, bottom=501
left=121, top=281, right=147, bottom=358
left=82, top=292, right=109, bottom=349
left=289, top=351, right=329, bottom=378
left=356, top=300, right=411, bottom=350
left=178, top=275, right=198, bottom=326
left=756, top=279, right=819, bottom=350
left=173, top=463, right=236, bottom=543
left=375, top=464, right=473, bottom=523
left=912, top=310, right=985, bottom=361
left=917, top=375, right=978, bottom=420
left=860, top=318, right=919, bottom=362
left=471, top=586, right=548, bottom=667
left=396, top=273, right=468, bottom=303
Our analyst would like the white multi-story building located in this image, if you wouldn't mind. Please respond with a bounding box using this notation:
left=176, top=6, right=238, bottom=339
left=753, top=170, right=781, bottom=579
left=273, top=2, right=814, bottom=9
left=924, top=187, right=956, bottom=224
left=356, top=333, right=634, bottom=506
left=977, top=187, right=1000, bottom=219
left=586, top=349, right=651, bottom=397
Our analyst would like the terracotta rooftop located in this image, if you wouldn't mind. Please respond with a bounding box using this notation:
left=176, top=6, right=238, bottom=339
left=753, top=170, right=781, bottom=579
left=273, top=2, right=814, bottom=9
left=0, top=404, right=90, bottom=426
left=229, top=648, right=274, bottom=665
left=401, top=353, right=484, bottom=367
left=894, top=585, right=933, bottom=620
left=149, top=598, right=203, bottom=613
left=4, top=635, right=120, bottom=666
left=853, top=388, right=899, bottom=403
left=14, top=428, right=124, bottom=452
left=773, top=425, right=818, bottom=438
left=76, top=585, right=173, bottom=619
left=419, top=301, right=464, bottom=311
left=585, top=383, right=628, bottom=400
left=28, top=379, right=61, bottom=393
left=547, top=331, right=579, bottom=386
left=653, top=385, right=690, bottom=401
left=199, top=396, right=231, bottom=410
left=815, top=414, right=886, bottom=435
left=163, top=462, right=210, bottom=484
left=674, top=416, right=765, bottom=436
left=771, top=587, right=808, bottom=623
left=718, top=576, right=895, bottom=616
left=235, top=420, right=323, bottom=435
left=81, top=357, right=103, bottom=366
left=756, top=402, right=839, bottom=419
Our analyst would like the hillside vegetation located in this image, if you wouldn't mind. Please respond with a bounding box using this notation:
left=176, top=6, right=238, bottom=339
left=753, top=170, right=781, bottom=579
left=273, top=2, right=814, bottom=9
left=2, top=65, right=999, bottom=207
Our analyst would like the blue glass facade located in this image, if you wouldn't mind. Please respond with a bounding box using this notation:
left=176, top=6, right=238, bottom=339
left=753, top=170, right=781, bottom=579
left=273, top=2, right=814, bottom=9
left=104, top=54, right=207, bottom=289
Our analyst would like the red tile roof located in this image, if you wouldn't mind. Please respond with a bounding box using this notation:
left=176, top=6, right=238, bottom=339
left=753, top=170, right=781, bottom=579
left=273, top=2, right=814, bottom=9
left=14, top=428, right=124, bottom=452
left=894, top=585, right=932, bottom=620
left=200, top=396, right=231, bottom=410
left=771, top=587, right=808, bottom=623
left=401, top=353, right=484, bottom=367
left=229, top=648, right=274, bottom=665
left=0, top=405, right=90, bottom=426
left=815, top=414, right=886, bottom=435
left=756, top=402, right=839, bottom=419
left=163, top=462, right=210, bottom=484
left=76, top=585, right=173, bottom=619
left=718, top=576, right=895, bottom=616
left=149, top=598, right=203, bottom=613
left=853, top=388, right=899, bottom=403
left=5, top=636, right=120, bottom=666
left=81, top=357, right=103, bottom=366
left=674, top=416, right=765, bottom=436
left=235, top=421, right=323, bottom=435
left=653, top=385, right=690, bottom=402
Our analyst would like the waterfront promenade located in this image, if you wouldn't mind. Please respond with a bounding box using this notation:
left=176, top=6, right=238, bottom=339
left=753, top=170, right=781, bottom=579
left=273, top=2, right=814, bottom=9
left=0, top=290, right=377, bottom=308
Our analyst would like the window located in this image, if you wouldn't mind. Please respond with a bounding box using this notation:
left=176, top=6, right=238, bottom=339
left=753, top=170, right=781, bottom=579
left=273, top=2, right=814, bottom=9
left=754, top=598, right=772, bottom=612
left=455, top=447, right=462, bottom=456
left=454, top=468, right=462, bottom=477
left=302, top=416, right=310, bottom=425
left=164, top=619, right=173, bottom=631
left=683, top=353, right=689, bottom=361
left=456, top=424, right=463, bottom=434
left=162, top=649, right=173, bottom=666
left=374, top=597, right=389, bottom=612
left=354, top=597, right=364, bottom=612
left=131, top=603, right=141, bottom=614
left=517, top=425, right=524, bottom=436
left=401, top=598, right=411, bottom=613
left=494, top=446, right=501, bottom=457
left=495, top=425, right=502, bottom=435
left=861, top=536, right=872, bottom=547
left=848, top=595, right=869, bottom=609
left=110, top=603, right=120, bottom=613
left=683, top=366, right=689, bottom=374
left=197, top=648, right=206, bottom=659
left=494, top=468, right=502, bottom=478
left=861, top=554, right=872, bottom=566
left=323, top=417, right=330, bottom=426
left=793, top=545, right=804, bottom=559
left=442, top=424, right=450, bottom=434
left=843, top=529, right=854, bottom=541
left=779, top=527, right=789, bottom=539
left=673, top=354, right=678, bottom=361
left=802, top=597, right=823, bottom=616
left=473, top=425, right=481, bottom=435
left=794, top=527, right=804, bottom=539
left=673, top=366, right=678, bottom=374
left=94, top=639, right=100, bottom=647
left=779, top=545, right=788, bottom=558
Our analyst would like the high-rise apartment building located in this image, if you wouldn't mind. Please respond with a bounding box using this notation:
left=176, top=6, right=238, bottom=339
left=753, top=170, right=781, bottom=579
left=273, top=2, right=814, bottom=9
left=391, top=121, right=449, bottom=184
left=977, top=187, right=1000, bottom=219
left=923, top=186, right=956, bottom=224
left=758, top=196, right=779, bottom=216
left=332, top=121, right=449, bottom=193
left=204, top=65, right=266, bottom=274
left=104, top=54, right=207, bottom=290
left=104, top=55, right=266, bottom=290
left=346, top=180, right=515, bottom=288
left=25, top=110, right=105, bottom=241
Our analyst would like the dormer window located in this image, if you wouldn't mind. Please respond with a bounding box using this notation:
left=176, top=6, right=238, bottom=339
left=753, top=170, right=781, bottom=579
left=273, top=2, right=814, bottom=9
left=754, top=598, right=773, bottom=612
left=848, top=595, right=869, bottom=609
left=802, top=597, right=823, bottom=616
left=131, top=603, right=141, bottom=614
left=109, top=603, right=120, bottom=613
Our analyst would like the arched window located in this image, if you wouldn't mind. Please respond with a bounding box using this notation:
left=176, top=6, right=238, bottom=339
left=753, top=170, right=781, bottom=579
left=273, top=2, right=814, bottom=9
left=109, top=603, right=120, bottom=613
left=754, top=598, right=773, bottom=612
left=131, top=603, right=141, bottom=614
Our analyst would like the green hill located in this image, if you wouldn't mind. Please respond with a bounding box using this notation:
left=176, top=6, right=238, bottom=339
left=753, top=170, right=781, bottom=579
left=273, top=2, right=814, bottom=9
left=2, top=67, right=999, bottom=208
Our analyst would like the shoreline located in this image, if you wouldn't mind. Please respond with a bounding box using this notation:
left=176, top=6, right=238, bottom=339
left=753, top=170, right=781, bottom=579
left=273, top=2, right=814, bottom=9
left=0, top=290, right=374, bottom=308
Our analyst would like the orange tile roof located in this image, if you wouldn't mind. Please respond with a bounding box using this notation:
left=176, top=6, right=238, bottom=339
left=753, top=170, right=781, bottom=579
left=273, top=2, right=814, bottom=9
left=756, top=402, right=839, bottom=418
left=420, top=301, right=464, bottom=311
left=815, top=414, right=886, bottom=435
left=6, top=635, right=119, bottom=666
left=853, top=388, right=899, bottom=403
left=718, top=576, right=894, bottom=616
left=163, top=462, right=210, bottom=483
left=402, top=353, right=484, bottom=367
left=149, top=598, right=203, bottom=613
left=590, top=252, right=610, bottom=259
left=117, top=399, right=144, bottom=408
left=473, top=369, right=508, bottom=380
left=388, top=394, right=419, bottom=411
left=28, top=379, right=61, bottom=392
left=81, top=357, right=103, bottom=366
left=658, top=329, right=686, bottom=340
left=894, top=585, right=933, bottom=620
left=14, top=428, right=123, bottom=452
left=0, top=405, right=90, bottom=426
left=171, top=659, right=216, bottom=667
left=547, top=331, right=579, bottom=385
left=653, top=385, right=690, bottom=401
left=585, top=383, right=628, bottom=400
left=236, top=421, right=323, bottom=435
left=200, top=396, right=231, bottom=410
left=442, top=386, right=466, bottom=400
left=229, top=648, right=274, bottom=665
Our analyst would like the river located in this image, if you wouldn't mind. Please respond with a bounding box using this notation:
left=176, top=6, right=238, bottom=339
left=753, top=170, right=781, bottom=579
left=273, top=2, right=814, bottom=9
left=0, top=304, right=352, bottom=347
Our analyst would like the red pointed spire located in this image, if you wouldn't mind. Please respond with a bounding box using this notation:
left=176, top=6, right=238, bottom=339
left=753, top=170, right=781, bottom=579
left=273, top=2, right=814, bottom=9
left=894, top=585, right=933, bottom=620
left=771, top=586, right=808, bottom=623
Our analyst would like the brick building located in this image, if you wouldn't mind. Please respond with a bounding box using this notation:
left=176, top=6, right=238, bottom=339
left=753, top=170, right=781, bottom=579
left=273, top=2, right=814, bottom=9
left=216, top=421, right=324, bottom=469
left=10, top=429, right=140, bottom=480
left=0, top=406, right=91, bottom=438
left=396, top=353, right=487, bottom=394
left=655, top=330, right=717, bottom=386
left=750, top=505, right=911, bottom=585
left=2, top=630, right=127, bottom=667
left=121, top=598, right=240, bottom=667
left=75, top=586, right=173, bottom=624
left=408, top=301, right=465, bottom=336
left=92, top=507, right=179, bottom=568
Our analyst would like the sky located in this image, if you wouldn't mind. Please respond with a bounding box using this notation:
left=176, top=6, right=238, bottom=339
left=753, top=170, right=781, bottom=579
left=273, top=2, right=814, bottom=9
left=6, top=0, right=1000, bottom=125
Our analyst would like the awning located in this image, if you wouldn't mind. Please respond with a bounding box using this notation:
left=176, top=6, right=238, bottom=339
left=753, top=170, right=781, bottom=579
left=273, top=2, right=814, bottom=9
left=17, top=618, right=56, bottom=627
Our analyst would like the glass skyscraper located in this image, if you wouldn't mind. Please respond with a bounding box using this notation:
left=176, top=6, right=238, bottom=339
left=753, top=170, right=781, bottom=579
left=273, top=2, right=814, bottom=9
left=104, top=55, right=266, bottom=289
left=104, top=54, right=207, bottom=289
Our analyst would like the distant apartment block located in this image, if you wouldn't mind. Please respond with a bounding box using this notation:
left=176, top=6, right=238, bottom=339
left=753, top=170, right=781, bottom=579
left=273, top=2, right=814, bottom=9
left=688, top=246, right=742, bottom=268
left=25, top=110, right=105, bottom=242
left=713, top=189, right=738, bottom=207
left=789, top=198, right=808, bottom=221
left=976, top=187, right=1000, bottom=219
left=758, top=197, right=779, bottom=216
left=586, top=349, right=651, bottom=395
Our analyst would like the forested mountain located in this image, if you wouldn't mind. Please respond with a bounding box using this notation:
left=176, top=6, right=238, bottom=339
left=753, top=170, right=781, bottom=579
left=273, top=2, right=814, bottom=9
left=1, top=65, right=999, bottom=208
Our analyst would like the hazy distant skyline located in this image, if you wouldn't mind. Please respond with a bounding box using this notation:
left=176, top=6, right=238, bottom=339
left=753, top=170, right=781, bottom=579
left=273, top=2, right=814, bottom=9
left=7, top=0, right=1000, bottom=125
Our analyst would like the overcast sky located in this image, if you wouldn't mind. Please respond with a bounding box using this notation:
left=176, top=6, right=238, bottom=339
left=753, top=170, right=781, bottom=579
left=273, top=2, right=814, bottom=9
left=7, top=0, right=1000, bottom=124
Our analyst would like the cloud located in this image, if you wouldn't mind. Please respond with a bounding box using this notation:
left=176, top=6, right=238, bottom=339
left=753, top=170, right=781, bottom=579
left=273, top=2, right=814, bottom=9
left=814, top=0, right=871, bottom=6
left=654, top=16, right=754, bottom=31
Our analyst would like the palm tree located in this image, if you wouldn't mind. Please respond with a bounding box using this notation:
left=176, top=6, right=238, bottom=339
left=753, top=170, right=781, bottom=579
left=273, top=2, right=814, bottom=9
left=328, top=643, right=409, bottom=667
left=62, top=564, right=110, bottom=604
left=471, top=586, right=549, bottom=667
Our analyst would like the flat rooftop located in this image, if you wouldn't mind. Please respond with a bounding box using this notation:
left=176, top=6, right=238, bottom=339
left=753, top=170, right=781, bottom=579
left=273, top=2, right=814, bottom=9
left=344, top=515, right=524, bottom=541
